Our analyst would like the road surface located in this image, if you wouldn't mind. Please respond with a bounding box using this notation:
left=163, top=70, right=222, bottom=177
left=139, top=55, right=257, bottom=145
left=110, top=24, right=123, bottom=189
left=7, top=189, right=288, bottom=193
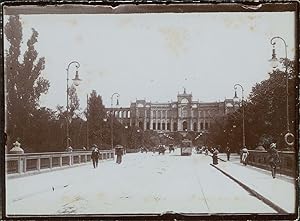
left=6, top=148, right=276, bottom=215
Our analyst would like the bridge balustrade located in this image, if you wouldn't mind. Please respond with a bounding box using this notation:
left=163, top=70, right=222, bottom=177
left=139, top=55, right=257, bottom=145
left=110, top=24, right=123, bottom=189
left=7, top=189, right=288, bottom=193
left=247, top=150, right=296, bottom=177
left=5, top=150, right=114, bottom=178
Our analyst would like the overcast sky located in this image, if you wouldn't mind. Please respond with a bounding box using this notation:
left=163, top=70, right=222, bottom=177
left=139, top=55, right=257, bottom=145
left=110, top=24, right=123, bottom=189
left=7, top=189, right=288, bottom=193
left=4, top=11, right=295, bottom=111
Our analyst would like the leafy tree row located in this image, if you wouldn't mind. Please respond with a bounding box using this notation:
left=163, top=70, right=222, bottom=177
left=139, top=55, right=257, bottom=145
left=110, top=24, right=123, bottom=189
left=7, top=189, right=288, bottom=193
left=208, top=59, right=296, bottom=152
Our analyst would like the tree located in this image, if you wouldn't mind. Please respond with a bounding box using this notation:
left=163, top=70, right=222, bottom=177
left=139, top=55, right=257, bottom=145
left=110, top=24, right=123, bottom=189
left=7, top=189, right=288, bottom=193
left=209, top=58, right=296, bottom=151
left=246, top=59, right=296, bottom=149
left=5, top=15, right=49, bottom=147
left=68, top=85, right=80, bottom=118
left=87, top=90, right=107, bottom=147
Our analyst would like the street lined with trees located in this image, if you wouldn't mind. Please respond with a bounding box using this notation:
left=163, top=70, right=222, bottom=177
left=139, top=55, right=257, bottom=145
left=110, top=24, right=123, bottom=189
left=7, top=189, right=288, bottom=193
left=4, top=15, right=296, bottom=154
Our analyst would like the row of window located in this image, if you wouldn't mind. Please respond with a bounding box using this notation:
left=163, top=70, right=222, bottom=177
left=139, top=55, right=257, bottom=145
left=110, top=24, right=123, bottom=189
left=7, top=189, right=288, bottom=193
left=108, top=109, right=216, bottom=119
left=137, top=122, right=209, bottom=131
left=141, top=110, right=215, bottom=118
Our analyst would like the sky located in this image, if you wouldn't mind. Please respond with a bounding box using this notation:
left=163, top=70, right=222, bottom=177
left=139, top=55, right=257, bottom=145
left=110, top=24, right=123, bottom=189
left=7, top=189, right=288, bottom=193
left=4, top=11, right=296, bottom=111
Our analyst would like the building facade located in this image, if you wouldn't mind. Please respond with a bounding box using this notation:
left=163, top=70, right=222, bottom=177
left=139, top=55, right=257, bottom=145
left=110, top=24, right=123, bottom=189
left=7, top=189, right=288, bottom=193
left=106, top=89, right=238, bottom=133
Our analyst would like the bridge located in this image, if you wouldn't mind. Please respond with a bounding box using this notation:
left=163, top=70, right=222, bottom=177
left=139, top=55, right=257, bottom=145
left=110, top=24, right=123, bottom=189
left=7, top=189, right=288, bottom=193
left=5, top=148, right=296, bottom=216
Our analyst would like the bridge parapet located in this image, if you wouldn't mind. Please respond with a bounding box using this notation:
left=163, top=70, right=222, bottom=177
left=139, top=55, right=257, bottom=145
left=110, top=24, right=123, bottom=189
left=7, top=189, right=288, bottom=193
left=247, top=150, right=296, bottom=177
left=5, top=150, right=115, bottom=178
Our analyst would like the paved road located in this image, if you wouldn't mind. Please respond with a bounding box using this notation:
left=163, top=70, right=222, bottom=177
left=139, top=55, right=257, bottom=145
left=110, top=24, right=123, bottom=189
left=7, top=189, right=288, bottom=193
left=6, top=149, right=276, bottom=215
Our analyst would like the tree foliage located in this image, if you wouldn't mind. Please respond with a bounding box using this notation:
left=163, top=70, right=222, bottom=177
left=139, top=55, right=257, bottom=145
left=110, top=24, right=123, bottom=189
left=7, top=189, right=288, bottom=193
left=5, top=15, right=49, bottom=147
left=87, top=90, right=107, bottom=147
left=208, top=59, right=296, bottom=151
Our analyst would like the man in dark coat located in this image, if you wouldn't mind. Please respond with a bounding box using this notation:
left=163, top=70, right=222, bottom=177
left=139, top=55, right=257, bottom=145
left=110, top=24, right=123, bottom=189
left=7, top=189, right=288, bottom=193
left=115, top=146, right=123, bottom=164
left=226, top=146, right=231, bottom=161
left=91, top=147, right=100, bottom=168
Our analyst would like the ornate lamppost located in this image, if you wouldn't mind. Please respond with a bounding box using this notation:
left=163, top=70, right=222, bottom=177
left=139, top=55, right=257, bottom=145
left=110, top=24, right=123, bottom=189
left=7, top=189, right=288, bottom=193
left=66, top=61, right=81, bottom=149
left=233, top=84, right=245, bottom=148
left=269, top=36, right=294, bottom=147
left=110, top=93, right=120, bottom=149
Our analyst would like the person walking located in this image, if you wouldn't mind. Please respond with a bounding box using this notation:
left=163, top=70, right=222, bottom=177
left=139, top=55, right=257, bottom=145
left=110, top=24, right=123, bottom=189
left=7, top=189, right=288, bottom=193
left=91, top=147, right=100, bottom=168
left=241, top=146, right=249, bottom=166
left=212, top=148, right=219, bottom=165
left=226, top=146, right=231, bottom=161
left=268, top=142, right=281, bottom=178
left=115, top=146, right=123, bottom=164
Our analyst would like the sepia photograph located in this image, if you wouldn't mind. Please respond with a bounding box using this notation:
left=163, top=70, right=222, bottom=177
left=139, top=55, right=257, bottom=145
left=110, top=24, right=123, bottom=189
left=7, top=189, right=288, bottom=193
left=2, top=2, right=299, bottom=219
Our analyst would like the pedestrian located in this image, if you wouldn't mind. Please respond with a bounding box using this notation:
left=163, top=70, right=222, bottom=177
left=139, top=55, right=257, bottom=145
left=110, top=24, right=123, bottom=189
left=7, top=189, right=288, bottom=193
left=226, top=146, right=231, bottom=161
left=205, top=147, right=208, bottom=156
left=91, top=147, right=99, bottom=168
left=241, top=146, right=249, bottom=166
left=115, top=146, right=123, bottom=164
left=268, top=142, right=281, bottom=178
left=212, top=148, right=219, bottom=165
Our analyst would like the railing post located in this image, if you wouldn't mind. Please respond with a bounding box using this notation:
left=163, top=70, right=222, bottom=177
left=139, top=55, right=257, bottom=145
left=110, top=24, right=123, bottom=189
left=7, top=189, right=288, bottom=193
left=17, top=156, right=22, bottom=174
left=59, top=156, right=62, bottom=167
left=79, top=154, right=81, bottom=164
left=49, top=156, right=53, bottom=169
left=23, top=157, right=27, bottom=173
left=37, top=157, right=41, bottom=171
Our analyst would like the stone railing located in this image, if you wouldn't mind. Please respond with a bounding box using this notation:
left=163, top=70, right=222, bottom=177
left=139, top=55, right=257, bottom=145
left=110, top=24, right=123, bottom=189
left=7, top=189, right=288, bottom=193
left=247, top=150, right=296, bottom=177
left=5, top=150, right=114, bottom=178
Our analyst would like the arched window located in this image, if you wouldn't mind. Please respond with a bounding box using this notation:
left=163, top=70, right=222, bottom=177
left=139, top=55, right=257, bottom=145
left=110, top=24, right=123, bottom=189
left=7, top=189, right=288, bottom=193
left=127, top=111, right=130, bottom=118
left=181, top=106, right=188, bottom=118
left=183, top=121, right=188, bottom=131
left=139, top=121, right=143, bottom=129
left=200, top=122, right=204, bottom=130
left=173, top=122, right=177, bottom=131
left=193, top=122, right=197, bottom=131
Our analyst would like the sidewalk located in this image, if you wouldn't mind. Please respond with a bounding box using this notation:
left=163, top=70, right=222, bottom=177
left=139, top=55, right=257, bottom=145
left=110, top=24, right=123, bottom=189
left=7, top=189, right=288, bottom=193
left=212, top=153, right=296, bottom=213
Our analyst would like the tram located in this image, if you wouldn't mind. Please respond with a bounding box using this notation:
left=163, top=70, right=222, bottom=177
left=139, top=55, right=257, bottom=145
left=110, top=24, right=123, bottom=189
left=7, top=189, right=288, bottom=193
left=180, top=139, right=193, bottom=156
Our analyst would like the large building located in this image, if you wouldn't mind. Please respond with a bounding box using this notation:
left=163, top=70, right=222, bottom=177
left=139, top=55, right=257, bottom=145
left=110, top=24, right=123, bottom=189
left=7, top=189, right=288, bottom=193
left=106, top=89, right=238, bottom=133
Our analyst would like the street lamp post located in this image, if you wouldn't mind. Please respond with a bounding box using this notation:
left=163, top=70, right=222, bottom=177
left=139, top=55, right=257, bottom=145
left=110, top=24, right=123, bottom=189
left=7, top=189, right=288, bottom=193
left=233, top=84, right=245, bottom=148
left=269, top=36, right=294, bottom=147
left=66, top=61, right=81, bottom=148
left=111, top=93, right=120, bottom=149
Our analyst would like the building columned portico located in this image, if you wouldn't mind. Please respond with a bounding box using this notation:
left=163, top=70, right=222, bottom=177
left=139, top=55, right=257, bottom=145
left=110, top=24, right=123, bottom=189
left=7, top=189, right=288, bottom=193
left=106, top=89, right=238, bottom=133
